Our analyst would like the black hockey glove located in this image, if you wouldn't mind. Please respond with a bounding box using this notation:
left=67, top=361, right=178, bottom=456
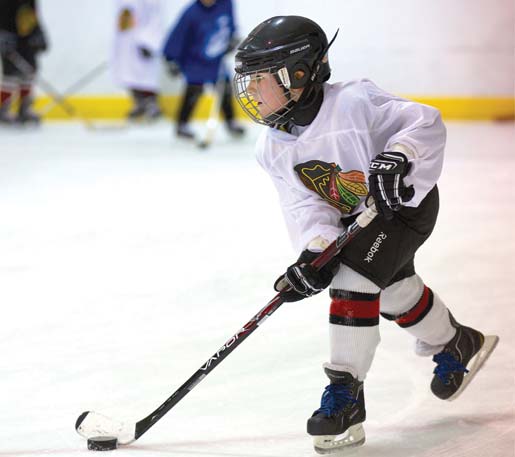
left=368, top=151, right=415, bottom=220
left=0, top=31, right=17, bottom=54
left=166, top=61, right=181, bottom=77
left=27, top=27, right=48, bottom=53
left=138, top=46, right=152, bottom=59
left=274, top=249, right=340, bottom=302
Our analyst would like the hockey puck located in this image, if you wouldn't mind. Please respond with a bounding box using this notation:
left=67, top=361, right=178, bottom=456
left=87, top=436, right=118, bottom=451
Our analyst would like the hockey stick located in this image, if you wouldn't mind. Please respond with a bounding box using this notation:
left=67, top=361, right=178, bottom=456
left=6, top=52, right=125, bottom=131
left=197, top=59, right=227, bottom=149
left=75, top=204, right=378, bottom=447
left=6, top=51, right=90, bottom=124
left=37, top=61, right=108, bottom=116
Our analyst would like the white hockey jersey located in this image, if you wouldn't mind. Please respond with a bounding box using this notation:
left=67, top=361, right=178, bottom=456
left=256, top=79, right=446, bottom=254
left=111, top=0, right=164, bottom=91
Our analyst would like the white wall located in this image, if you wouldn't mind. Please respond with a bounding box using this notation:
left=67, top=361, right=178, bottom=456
left=38, top=0, right=514, bottom=96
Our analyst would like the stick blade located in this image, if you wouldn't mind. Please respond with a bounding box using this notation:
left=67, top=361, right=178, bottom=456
left=75, top=410, right=136, bottom=445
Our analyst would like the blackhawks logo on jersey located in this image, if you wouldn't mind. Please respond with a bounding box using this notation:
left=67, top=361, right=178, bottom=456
left=294, top=160, right=368, bottom=213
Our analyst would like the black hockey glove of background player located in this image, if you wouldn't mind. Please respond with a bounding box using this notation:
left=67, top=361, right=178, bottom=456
left=27, top=27, right=48, bottom=53
left=166, top=61, right=182, bottom=77
left=368, top=151, right=415, bottom=220
left=138, top=46, right=152, bottom=59
left=274, top=249, right=340, bottom=302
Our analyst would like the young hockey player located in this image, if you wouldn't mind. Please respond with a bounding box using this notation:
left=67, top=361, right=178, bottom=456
left=0, top=0, right=48, bottom=125
left=233, top=16, right=499, bottom=454
left=112, top=0, right=164, bottom=121
left=162, top=0, right=244, bottom=140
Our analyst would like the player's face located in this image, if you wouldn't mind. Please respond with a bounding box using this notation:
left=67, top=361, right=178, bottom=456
left=246, top=72, right=289, bottom=118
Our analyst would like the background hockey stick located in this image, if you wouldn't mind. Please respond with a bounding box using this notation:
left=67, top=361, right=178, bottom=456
left=7, top=52, right=125, bottom=131
left=37, top=60, right=108, bottom=117
left=7, top=51, right=92, bottom=126
left=76, top=204, right=378, bottom=446
left=197, top=59, right=228, bottom=149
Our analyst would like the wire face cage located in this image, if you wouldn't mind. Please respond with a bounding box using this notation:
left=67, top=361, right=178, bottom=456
left=233, top=67, right=296, bottom=127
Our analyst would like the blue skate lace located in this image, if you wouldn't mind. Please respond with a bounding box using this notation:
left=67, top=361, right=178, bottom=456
left=433, top=352, right=469, bottom=384
left=314, top=384, right=356, bottom=417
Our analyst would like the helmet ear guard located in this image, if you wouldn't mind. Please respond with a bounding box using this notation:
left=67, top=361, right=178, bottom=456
left=277, top=62, right=311, bottom=89
left=277, top=29, right=339, bottom=90
left=289, top=62, right=311, bottom=89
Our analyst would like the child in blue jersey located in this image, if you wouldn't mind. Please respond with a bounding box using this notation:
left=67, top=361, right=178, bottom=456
left=163, top=0, right=244, bottom=139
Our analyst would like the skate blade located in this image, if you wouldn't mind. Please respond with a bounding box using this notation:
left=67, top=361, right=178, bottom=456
left=448, top=334, right=499, bottom=401
left=313, top=423, right=365, bottom=455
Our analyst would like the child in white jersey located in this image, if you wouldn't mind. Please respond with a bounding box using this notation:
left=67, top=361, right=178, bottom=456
left=233, top=15, right=499, bottom=455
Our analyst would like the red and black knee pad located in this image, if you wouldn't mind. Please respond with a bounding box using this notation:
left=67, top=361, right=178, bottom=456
left=329, top=289, right=380, bottom=327
left=381, top=285, right=434, bottom=328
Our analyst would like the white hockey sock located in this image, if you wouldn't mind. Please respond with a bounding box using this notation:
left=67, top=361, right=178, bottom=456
left=328, top=266, right=381, bottom=381
left=380, top=275, right=456, bottom=356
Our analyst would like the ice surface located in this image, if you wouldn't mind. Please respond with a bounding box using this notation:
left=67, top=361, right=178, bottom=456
left=0, top=120, right=513, bottom=456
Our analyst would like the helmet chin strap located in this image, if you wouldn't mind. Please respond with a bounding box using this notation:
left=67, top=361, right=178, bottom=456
left=287, top=82, right=324, bottom=126
left=265, top=74, right=321, bottom=128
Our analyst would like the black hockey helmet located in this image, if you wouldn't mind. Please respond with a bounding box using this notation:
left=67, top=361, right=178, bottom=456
left=233, top=16, right=336, bottom=126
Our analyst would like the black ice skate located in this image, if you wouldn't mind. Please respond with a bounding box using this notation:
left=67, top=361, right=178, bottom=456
left=176, top=122, right=195, bottom=140
left=0, top=104, right=16, bottom=125
left=143, top=101, right=162, bottom=121
left=127, top=104, right=146, bottom=120
left=16, top=98, right=41, bottom=125
left=431, top=313, right=499, bottom=401
left=16, top=108, right=41, bottom=125
left=307, top=368, right=366, bottom=454
left=225, top=120, right=245, bottom=137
